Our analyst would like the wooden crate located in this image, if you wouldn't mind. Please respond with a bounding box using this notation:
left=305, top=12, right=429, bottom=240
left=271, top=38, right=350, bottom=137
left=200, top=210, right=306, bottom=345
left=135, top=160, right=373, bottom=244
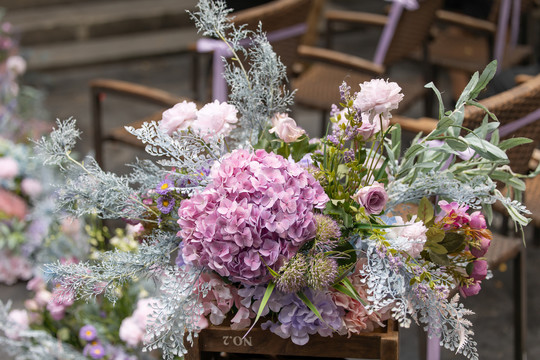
left=184, top=320, right=399, bottom=360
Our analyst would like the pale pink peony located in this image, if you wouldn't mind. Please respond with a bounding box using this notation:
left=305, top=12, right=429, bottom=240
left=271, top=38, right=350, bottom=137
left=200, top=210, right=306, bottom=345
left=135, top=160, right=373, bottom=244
left=351, top=181, right=388, bottom=215
left=358, top=113, right=390, bottom=140
left=21, top=178, right=42, bottom=198
left=269, top=113, right=305, bottom=143
left=0, top=156, right=19, bottom=179
left=353, top=79, right=403, bottom=121
left=6, top=309, right=29, bottom=339
left=131, top=298, right=155, bottom=328
left=385, top=215, right=427, bottom=258
left=158, top=100, right=198, bottom=135
left=191, top=100, right=238, bottom=140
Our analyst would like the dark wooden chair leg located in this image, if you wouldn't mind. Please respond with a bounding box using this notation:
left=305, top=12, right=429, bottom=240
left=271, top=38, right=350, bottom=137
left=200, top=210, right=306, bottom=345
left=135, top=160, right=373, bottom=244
left=514, top=250, right=527, bottom=360
left=533, top=226, right=540, bottom=247
left=91, top=88, right=105, bottom=168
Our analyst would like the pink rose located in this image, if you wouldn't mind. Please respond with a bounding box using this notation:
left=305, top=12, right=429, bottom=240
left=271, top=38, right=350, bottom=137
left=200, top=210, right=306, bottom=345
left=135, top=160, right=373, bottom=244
left=353, top=79, right=403, bottom=121
left=21, top=178, right=42, bottom=198
left=191, top=100, right=238, bottom=140
left=459, top=281, right=481, bottom=298
left=470, top=236, right=491, bottom=258
left=158, top=100, right=197, bottom=135
left=6, top=309, right=29, bottom=339
left=0, top=189, right=28, bottom=220
left=132, top=298, right=155, bottom=328
left=0, top=157, right=19, bottom=179
left=352, top=181, right=388, bottom=215
left=269, top=113, right=305, bottom=143
left=469, top=211, right=487, bottom=229
left=470, top=260, right=488, bottom=281
left=6, top=55, right=27, bottom=76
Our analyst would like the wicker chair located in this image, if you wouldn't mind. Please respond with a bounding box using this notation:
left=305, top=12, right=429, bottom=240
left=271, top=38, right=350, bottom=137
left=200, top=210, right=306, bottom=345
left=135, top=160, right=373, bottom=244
left=91, top=0, right=323, bottom=168
left=391, top=73, right=540, bottom=360
left=291, top=0, right=443, bottom=135
left=413, top=0, right=536, bottom=100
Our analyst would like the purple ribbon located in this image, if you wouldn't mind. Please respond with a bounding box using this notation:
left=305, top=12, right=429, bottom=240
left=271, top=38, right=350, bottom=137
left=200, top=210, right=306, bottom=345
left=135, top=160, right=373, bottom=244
left=373, top=2, right=404, bottom=65
left=510, top=0, right=521, bottom=47
left=197, top=23, right=308, bottom=102
left=498, top=107, right=540, bottom=137
left=494, top=0, right=512, bottom=71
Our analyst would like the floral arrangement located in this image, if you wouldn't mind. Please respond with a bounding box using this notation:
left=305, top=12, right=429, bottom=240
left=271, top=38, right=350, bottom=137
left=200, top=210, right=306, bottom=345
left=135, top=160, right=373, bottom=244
left=33, top=1, right=534, bottom=360
left=0, top=225, right=152, bottom=360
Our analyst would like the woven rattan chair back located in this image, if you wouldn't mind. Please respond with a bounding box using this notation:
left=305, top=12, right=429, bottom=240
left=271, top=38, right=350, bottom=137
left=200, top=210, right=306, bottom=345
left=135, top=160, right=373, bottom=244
left=383, top=0, right=443, bottom=65
left=231, top=0, right=321, bottom=75
left=462, top=73, right=540, bottom=175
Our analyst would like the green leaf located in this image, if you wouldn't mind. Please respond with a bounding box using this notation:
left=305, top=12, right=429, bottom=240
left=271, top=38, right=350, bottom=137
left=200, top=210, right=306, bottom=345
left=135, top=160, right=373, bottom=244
left=404, top=143, right=424, bottom=159
left=428, top=250, right=450, bottom=266
left=498, top=137, right=533, bottom=151
left=465, top=136, right=508, bottom=161
left=297, top=291, right=337, bottom=331
left=446, top=138, right=469, bottom=152
left=427, top=242, right=448, bottom=255
left=456, top=71, right=479, bottom=107
left=441, top=232, right=466, bottom=254
left=418, top=197, right=434, bottom=223
left=333, top=241, right=357, bottom=270
left=470, top=60, right=498, bottom=99
left=245, top=282, right=275, bottom=336
left=426, top=227, right=445, bottom=243
left=425, top=82, right=445, bottom=119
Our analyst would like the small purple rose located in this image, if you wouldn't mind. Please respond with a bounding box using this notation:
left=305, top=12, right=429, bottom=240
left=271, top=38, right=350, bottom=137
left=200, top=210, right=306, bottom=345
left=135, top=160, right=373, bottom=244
left=351, top=181, right=388, bottom=215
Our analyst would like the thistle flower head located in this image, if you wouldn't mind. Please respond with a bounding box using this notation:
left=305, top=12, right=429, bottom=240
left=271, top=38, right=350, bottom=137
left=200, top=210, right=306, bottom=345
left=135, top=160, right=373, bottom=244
left=276, top=254, right=308, bottom=293
left=314, top=214, right=341, bottom=252
left=307, top=254, right=338, bottom=290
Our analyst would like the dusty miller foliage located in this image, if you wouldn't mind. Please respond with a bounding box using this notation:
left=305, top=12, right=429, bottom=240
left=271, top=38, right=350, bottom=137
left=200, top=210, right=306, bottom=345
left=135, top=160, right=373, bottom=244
left=360, top=243, right=479, bottom=360
left=0, top=301, right=87, bottom=360
left=190, top=0, right=296, bottom=145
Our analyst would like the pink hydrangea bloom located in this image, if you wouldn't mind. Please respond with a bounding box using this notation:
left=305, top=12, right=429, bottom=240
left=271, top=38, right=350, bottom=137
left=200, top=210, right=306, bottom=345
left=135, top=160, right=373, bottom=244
left=191, top=100, right=238, bottom=140
left=21, top=178, right=42, bottom=198
left=0, top=156, right=19, bottom=180
left=178, top=149, right=328, bottom=284
left=269, top=113, right=305, bottom=143
left=351, top=181, right=388, bottom=215
left=353, top=79, right=403, bottom=121
left=158, top=100, right=198, bottom=135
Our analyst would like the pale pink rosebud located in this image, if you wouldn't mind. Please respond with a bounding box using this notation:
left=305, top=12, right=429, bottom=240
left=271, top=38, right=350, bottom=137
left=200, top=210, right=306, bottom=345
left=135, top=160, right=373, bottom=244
left=158, top=100, right=198, bottom=135
left=352, top=181, right=388, bottom=215
left=269, top=113, right=306, bottom=143
left=0, top=157, right=19, bottom=180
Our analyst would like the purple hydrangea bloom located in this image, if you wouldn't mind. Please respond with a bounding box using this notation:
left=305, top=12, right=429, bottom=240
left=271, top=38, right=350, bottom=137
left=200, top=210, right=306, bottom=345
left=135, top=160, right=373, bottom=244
left=178, top=149, right=329, bottom=285
left=156, top=179, right=173, bottom=195
left=157, top=196, right=175, bottom=214
left=261, top=289, right=344, bottom=345
left=79, top=324, right=97, bottom=341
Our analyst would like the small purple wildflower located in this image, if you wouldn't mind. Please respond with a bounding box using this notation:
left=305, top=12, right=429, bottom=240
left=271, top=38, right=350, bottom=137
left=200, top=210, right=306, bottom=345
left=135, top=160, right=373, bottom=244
left=157, top=196, right=175, bottom=214
left=339, top=81, right=351, bottom=103
left=156, top=179, right=174, bottom=195
left=343, top=149, right=355, bottom=163
left=87, top=343, right=106, bottom=359
left=330, top=104, right=340, bottom=117
left=79, top=324, right=97, bottom=341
